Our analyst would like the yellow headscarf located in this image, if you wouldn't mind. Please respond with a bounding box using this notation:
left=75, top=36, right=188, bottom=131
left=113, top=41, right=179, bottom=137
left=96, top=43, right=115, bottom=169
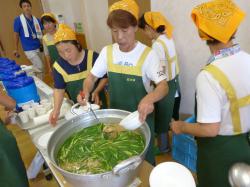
left=144, top=12, right=173, bottom=39
left=191, top=0, right=245, bottom=43
left=109, top=0, right=139, bottom=20
left=41, top=13, right=58, bottom=23
left=54, top=24, right=77, bottom=43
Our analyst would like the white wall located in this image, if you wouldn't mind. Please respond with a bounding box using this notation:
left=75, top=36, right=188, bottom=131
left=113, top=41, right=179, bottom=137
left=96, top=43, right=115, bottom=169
left=40, top=0, right=112, bottom=52
left=81, top=0, right=112, bottom=52
left=151, top=0, right=250, bottom=114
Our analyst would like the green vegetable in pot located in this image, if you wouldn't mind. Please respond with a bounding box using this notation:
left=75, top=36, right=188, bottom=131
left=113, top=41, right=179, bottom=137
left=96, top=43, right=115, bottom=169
left=56, top=123, right=145, bottom=174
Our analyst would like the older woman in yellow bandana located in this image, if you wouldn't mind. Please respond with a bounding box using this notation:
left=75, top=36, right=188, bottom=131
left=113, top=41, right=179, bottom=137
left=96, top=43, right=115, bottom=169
left=138, top=12, right=181, bottom=154
left=78, top=0, right=168, bottom=165
left=171, top=0, right=250, bottom=186
left=49, top=24, right=107, bottom=125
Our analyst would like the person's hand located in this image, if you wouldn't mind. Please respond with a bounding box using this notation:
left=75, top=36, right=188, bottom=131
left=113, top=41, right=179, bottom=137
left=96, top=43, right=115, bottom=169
left=1, top=50, right=6, bottom=57
left=138, top=96, right=154, bottom=123
left=170, top=120, right=185, bottom=134
left=77, top=91, right=89, bottom=106
left=4, top=111, right=15, bottom=125
left=48, top=67, right=53, bottom=75
left=49, top=109, right=60, bottom=126
left=13, top=50, right=20, bottom=58
left=91, top=91, right=101, bottom=105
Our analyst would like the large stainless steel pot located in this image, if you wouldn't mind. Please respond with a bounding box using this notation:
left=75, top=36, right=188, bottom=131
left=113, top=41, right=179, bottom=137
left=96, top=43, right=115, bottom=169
left=47, top=109, right=151, bottom=187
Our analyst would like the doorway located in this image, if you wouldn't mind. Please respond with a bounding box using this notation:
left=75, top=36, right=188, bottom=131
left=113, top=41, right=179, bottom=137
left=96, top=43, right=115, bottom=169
left=0, top=0, right=44, bottom=65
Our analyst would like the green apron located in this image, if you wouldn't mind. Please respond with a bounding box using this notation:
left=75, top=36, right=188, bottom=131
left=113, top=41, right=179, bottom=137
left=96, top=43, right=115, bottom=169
left=107, top=45, right=155, bottom=165
left=155, top=39, right=179, bottom=133
left=47, top=45, right=59, bottom=63
left=0, top=121, right=29, bottom=187
left=155, top=78, right=176, bottom=133
left=43, top=35, right=59, bottom=63
left=195, top=64, right=250, bottom=187
left=172, top=75, right=181, bottom=120
left=197, top=134, right=250, bottom=187
left=53, top=50, right=107, bottom=107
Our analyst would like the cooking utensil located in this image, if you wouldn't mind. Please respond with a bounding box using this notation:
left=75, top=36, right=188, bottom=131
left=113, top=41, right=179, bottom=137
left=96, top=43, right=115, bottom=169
left=119, top=110, right=142, bottom=130
left=80, top=91, right=100, bottom=123
left=86, top=102, right=100, bottom=123
left=229, top=163, right=250, bottom=187
left=66, top=103, right=100, bottom=120
left=47, top=109, right=151, bottom=187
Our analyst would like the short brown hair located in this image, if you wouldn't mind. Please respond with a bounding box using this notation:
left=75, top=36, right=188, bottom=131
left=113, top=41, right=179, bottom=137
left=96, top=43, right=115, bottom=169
left=56, top=40, right=82, bottom=52
left=206, top=35, right=235, bottom=45
left=107, top=10, right=137, bottom=28
left=19, top=0, right=31, bottom=8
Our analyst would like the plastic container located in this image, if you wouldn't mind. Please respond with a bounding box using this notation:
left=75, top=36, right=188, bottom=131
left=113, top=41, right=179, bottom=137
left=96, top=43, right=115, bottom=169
left=0, top=71, right=27, bottom=81
left=172, top=115, right=197, bottom=172
left=0, top=59, right=16, bottom=67
left=0, top=63, right=21, bottom=73
left=5, top=76, right=40, bottom=109
left=0, top=71, right=27, bottom=91
left=172, top=148, right=197, bottom=172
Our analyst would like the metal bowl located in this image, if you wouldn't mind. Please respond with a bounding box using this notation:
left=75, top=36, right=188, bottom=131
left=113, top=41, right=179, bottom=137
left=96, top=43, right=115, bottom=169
left=47, top=109, right=151, bottom=187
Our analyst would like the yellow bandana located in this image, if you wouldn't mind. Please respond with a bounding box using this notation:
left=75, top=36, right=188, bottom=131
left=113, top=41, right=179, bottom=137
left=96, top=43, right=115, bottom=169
left=54, top=24, right=77, bottom=43
left=144, top=12, right=173, bottom=39
left=109, top=0, right=139, bottom=20
left=191, top=0, right=245, bottom=43
left=41, top=13, right=57, bottom=23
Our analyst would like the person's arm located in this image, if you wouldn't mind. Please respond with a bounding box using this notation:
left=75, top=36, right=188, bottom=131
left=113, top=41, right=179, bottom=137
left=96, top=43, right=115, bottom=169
left=138, top=80, right=168, bottom=122
left=13, top=32, right=20, bottom=58
left=0, top=92, right=16, bottom=110
left=77, top=73, right=98, bottom=105
left=138, top=50, right=168, bottom=122
left=49, top=89, right=65, bottom=126
left=42, top=40, right=52, bottom=74
left=0, top=39, right=6, bottom=57
left=45, top=55, right=52, bottom=74
left=171, top=70, right=223, bottom=137
left=171, top=121, right=220, bottom=137
left=152, top=42, right=168, bottom=76
left=91, top=78, right=108, bottom=105
left=0, top=92, right=16, bottom=124
left=78, top=47, right=108, bottom=104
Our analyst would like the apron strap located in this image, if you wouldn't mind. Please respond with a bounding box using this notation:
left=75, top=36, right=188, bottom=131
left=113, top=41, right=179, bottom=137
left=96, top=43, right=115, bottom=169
left=53, top=54, right=90, bottom=83
left=87, top=50, right=93, bottom=71
left=156, top=39, right=180, bottom=80
left=136, top=47, right=151, bottom=68
left=238, top=95, right=250, bottom=107
left=106, top=45, right=151, bottom=76
left=43, top=35, right=55, bottom=46
left=107, top=45, right=113, bottom=66
left=204, top=64, right=250, bottom=134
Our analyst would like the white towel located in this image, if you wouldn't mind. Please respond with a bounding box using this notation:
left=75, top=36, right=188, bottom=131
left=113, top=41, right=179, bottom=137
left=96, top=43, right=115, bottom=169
left=20, top=14, right=43, bottom=39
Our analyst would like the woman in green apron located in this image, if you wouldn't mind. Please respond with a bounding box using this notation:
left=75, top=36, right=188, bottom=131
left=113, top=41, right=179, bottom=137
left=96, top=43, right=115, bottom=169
left=138, top=12, right=181, bottom=153
left=41, top=13, right=59, bottom=74
left=49, top=24, right=107, bottom=125
left=171, top=1, right=250, bottom=187
left=0, top=93, right=29, bottom=187
left=77, top=0, right=168, bottom=165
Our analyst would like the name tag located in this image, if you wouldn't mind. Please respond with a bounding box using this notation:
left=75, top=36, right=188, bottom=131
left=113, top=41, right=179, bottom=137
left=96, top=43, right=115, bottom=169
left=126, top=78, right=135, bottom=82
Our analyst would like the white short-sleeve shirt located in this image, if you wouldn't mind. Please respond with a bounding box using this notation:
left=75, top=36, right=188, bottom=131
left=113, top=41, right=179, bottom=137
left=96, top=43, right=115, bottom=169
left=152, top=34, right=178, bottom=81
left=91, top=41, right=167, bottom=93
left=196, top=51, right=250, bottom=135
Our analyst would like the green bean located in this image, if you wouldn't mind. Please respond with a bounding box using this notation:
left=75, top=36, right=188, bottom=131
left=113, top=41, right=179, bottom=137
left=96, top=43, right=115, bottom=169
left=56, top=123, right=145, bottom=174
